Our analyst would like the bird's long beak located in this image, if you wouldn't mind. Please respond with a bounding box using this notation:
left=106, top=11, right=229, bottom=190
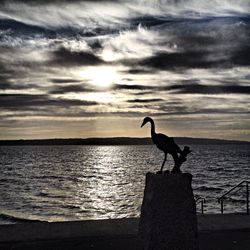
left=141, top=120, right=146, bottom=128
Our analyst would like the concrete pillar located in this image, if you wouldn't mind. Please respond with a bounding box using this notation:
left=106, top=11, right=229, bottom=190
left=139, top=172, right=199, bottom=250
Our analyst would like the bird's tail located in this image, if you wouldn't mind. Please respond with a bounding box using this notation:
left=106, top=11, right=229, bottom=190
left=183, top=146, right=191, bottom=154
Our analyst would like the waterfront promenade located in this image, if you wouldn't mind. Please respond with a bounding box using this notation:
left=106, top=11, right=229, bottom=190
left=0, top=214, right=250, bottom=250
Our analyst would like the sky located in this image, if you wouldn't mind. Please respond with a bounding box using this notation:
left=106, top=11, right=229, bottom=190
left=0, top=0, right=249, bottom=141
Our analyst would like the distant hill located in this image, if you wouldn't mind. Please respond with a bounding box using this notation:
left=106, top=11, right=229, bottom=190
left=0, top=137, right=249, bottom=146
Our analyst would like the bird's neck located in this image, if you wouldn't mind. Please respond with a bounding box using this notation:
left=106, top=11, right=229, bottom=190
left=149, top=120, right=156, bottom=136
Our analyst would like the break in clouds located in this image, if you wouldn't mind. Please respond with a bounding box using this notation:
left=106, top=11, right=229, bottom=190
left=0, top=0, right=249, bottom=140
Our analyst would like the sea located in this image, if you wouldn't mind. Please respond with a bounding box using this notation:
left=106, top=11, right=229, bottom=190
left=0, top=144, right=249, bottom=224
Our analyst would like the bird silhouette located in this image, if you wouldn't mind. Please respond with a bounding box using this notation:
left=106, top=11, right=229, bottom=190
left=141, top=117, right=183, bottom=173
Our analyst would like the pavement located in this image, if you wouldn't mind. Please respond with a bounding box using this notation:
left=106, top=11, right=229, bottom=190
left=0, top=214, right=249, bottom=250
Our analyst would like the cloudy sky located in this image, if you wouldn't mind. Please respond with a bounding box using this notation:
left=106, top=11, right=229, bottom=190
left=0, top=0, right=249, bottom=140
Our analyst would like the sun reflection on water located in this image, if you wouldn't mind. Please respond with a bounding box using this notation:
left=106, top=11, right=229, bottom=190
left=73, top=146, right=140, bottom=220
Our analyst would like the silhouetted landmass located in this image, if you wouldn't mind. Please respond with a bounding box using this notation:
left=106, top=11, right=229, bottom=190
left=0, top=137, right=249, bottom=146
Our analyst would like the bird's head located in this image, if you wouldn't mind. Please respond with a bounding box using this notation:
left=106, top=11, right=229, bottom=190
left=141, top=117, right=153, bottom=128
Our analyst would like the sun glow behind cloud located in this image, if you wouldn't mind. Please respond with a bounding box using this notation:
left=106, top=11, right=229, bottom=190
left=78, top=66, right=120, bottom=89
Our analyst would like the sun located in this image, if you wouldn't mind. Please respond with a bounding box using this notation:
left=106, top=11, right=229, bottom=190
left=79, top=66, right=119, bottom=89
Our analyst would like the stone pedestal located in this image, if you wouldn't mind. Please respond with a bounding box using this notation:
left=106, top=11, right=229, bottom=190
left=139, top=173, right=199, bottom=250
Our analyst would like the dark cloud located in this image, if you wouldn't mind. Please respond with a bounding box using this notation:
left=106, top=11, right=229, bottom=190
left=0, top=0, right=107, bottom=5
left=0, top=94, right=97, bottom=111
left=0, top=61, right=14, bottom=78
left=0, top=81, right=38, bottom=90
left=198, top=108, right=249, bottom=114
left=127, top=98, right=164, bottom=103
left=129, top=15, right=174, bottom=28
left=133, top=91, right=155, bottom=96
left=51, top=47, right=105, bottom=66
left=112, top=82, right=250, bottom=95
left=112, top=84, right=154, bottom=91
left=49, top=78, right=83, bottom=84
left=136, top=44, right=250, bottom=71
left=178, top=34, right=217, bottom=49
left=165, top=84, right=250, bottom=95
left=0, top=18, right=55, bottom=38
left=0, top=62, right=39, bottom=90
left=0, top=73, right=11, bottom=89
left=136, top=51, right=219, bottom=70
left=121, top=19, right=250, bottom=71
left=231, top=45, right=250, bottom=67
left=107, top=107, right=249, bottom=117
left=1, top=107, right=247, bottom=120
left=88, top=40, right=103, bottom=50
left=0, top=18, right=115, bottom=40
left=141, top=103, right=249, bottom=116
left=125, top=68, right=155, bottom=74
left=49, top=84, right=95, bottom=94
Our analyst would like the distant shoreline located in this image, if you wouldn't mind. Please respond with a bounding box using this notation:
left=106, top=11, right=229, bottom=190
left=0, top=137, right=249, bottom=146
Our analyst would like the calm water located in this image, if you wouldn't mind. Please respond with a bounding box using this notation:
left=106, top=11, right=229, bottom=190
left=0, top=145, right=249, bottom=224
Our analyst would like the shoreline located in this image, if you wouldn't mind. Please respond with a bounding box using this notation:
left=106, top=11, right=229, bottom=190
left=0, top=214, right=250, bottom=250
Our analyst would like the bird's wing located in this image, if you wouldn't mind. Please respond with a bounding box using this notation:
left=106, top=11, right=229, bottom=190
left=155, top=134, right=182, bottom=153
left=169, top=137, right=182, bottom=153
left=153, top=133, right=169, bottom=150
left=157, top=133, right=170, bottom=140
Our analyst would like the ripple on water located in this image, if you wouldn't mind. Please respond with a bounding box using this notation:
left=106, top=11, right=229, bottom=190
left=0, top=144, right=249, bottom=222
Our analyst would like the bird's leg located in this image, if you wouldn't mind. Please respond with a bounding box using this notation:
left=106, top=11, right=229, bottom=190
left=159, top=153, right=167, bottom=173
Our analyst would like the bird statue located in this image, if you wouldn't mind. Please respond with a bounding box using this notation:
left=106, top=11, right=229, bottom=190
left=141, top=117, right=191, bottom=173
